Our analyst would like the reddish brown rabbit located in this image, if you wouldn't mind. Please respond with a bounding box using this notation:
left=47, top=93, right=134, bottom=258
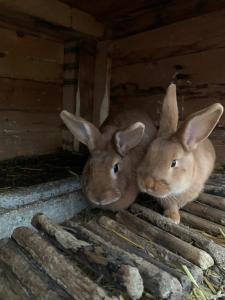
left=60, top=110, right=156, bottom=210
left=137, top=83, right=223, bottom=223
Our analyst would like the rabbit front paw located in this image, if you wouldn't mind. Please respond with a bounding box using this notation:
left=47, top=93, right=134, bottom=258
left=164, top=208, right=180, bottom=224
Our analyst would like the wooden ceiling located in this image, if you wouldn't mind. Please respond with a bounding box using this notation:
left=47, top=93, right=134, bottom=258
left=0, top=0, right=225, bottom=41
left=60, top=0, right=225, bottom=38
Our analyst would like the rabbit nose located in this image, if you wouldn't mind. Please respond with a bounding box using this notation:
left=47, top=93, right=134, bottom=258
left=143, top=176, right=155, bottom=190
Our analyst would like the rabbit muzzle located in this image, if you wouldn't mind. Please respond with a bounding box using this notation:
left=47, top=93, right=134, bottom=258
left=140, top=176, right=171, bottom=198
left=86, top=189, right=121, bottom=206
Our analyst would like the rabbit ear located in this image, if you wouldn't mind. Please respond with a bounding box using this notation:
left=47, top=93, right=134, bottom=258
left=60, top=110, right=102, bottom=151
left=178, top=103, right=224, bottom=151
left=158, top=83, right=179, bottom=137
left=115, top=122, right=145, bottom=156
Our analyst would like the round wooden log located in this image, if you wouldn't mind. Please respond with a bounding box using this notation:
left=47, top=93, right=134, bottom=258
left=205, top=175, right=225, bottom=197
left=131, top=204, right=225, bottom=266
left=0, top=262, right=31, bottom=300
left=98, top=215, right=200, bottom=291
left=180, top=211, right=225, bottom=236
left=32, top=213, right=90, bottom=250
left=198, top=193, right=225, bottom=211
left=183, top=201, right=225, bottom=225
left=119, top=209, right=213, bottom=270
left=12, top=227, right=118, bottom=300
left=32, top=213, right=143, bottom=300
left=67, top=221, right=183, bottom=300
left=0, top=239, right=69, bottom=300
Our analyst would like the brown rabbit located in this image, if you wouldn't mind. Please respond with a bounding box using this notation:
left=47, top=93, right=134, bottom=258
left=137, top=83, right=223, bottom=223
left=60, top=110, right=156, bottom=210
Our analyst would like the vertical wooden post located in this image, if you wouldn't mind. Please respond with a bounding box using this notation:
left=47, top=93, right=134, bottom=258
left=77, top=39, right=96, bottom=152
left=78, top=39, right=96, bottom=123
left=62, top=39, right=111, bottom=152
left=93, top=41, right=111, bottom=126
left=62, top=41, right=78, bottom=151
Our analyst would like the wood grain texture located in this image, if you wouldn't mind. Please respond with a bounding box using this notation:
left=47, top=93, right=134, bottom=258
left=110, top=10, right=225, bottom=164
left=0, top=0, right=71, bottom=27
left=0, top=81, right=62, bottom=160
left=0, top=27, right=63, bottom=160
left=0, top=26, right=63, bottom=82
left=0, top=27, right=63, bottom=64
left=0, top=0, right=104, bottom=38
left=78, top=40, right=96, bottom=122
left=93, top=41, right=111, bottom=126
left=59, top=0, right=225, bottom=38
left=0, top=78, right=62, bottom=112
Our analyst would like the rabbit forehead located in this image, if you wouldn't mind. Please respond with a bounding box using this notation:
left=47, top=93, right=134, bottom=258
left=90, top=149, right=121, bottom=168
left=151, top=137, right=184, bottom=159
left=144, top=138, right=185, bottom=175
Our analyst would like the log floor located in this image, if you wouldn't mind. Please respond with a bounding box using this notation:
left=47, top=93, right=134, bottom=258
left=1, top=171, right=225, bottom=299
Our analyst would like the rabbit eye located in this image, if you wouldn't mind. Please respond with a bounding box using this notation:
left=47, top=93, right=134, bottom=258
left=171, top=160, right=177, bottom=168
left=113, top=163, right=119, bottom=174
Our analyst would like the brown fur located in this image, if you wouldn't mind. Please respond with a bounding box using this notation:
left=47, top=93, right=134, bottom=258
left=60, top=110, right=156, bottom=210
left=138, top=83, right=223, bottom=223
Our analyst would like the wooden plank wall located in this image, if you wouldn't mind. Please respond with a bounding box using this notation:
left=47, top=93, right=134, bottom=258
left=110, top=9, right=225, bottom=165
left=0, top=27, right=63, bottom=160
left=62, top=41, right=79, bottom=152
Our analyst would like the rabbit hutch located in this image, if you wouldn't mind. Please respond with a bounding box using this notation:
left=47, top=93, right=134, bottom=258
left=1, top=0, right=225, bottom=299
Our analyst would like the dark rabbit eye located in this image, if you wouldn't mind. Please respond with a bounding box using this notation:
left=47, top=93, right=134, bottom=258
left=171, top=160, right=177, bottom=168
left=113, top=163, right=119, bottom=173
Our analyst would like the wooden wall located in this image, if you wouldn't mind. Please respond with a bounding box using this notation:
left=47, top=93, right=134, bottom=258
left=0, top=27, right=63, bottom=160
left=110, top=9, right=225, bottom=165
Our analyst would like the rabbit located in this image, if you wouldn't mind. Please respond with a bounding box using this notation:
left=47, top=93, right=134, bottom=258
left=60, top=110, right=156, bottom=210
left=137, top=83, right=224, bottom=224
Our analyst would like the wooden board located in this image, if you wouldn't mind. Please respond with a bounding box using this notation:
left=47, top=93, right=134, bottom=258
left=62, top=41, right=79, bottom=151
left=111, top=48, right=225, bottom=123
left=0, top=27, right=63, bottom=82
left=110, top=9, right=225, bottom=68
left=0, top=27, right=63, bottom=64
left=0, top=111, right=61, bottom=133
left=78, top=40, right=96, bottom=122
left=60, top=0, right=225, bottom=38
left=0, top=111, right=62, bottom=160
left=0, top=78, right=62, bottom=112
left=93, top=41, right=111, bottom=126
left=0, top=131, right=62, bottom=160
left=0, top=52, right=62, bottom=82
left=0, top=0, right=71, bottom=27
left=0, top=27, right=64, bottom=160
left=0, top=0, right=104, bottom=38
left=110, top=10, right=225, bottom=165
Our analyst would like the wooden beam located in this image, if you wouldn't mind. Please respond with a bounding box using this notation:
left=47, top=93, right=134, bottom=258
left=110, top=9, right=225, bottom=68
left=0, top=0, right=71, bottom=27
left=72, top=8, right=104, bottom=38
left=0, top=0, right=104, bottom=38
left=93, top=41, right=111, bottom=126
left=110, top=10, right=225, bottom=125
left=107, top=0, right=225, bottom=39
left=78, top=40, right=96, bottom=123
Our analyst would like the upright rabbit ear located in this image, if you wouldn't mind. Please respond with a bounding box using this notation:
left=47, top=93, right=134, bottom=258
left=115, top=122, right=145, bottom=156
left=158, top=83, right=179, bottom=138
left=178, top=103, right=224, bottom=151
left=60, top=110, right=102, bottom=151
